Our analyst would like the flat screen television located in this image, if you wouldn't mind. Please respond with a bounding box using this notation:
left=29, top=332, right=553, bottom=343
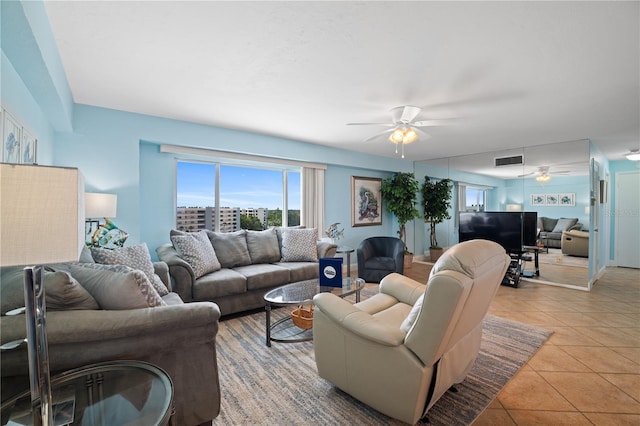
left=458, top=211, right=538, bottom=252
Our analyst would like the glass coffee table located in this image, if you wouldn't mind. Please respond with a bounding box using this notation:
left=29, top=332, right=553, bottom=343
left=264, top=277, right=365, bottom=347
left=1, top=360, right=174, bottom=426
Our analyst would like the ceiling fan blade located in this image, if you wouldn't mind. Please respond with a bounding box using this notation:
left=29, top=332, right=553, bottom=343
left=550, top=170, right=571, bottom=175
left=517, top=172, right=536, bottom=177
left=363, top=128, right=394, bottom=143
left=346, top=122, right=394, bottom=126
left=413, top=127, right=430, bottom=139
left=413, top=119, right=453, bottom=127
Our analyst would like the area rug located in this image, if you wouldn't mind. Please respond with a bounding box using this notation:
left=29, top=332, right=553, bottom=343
left=538, top=248, right=588, bottom=268
left=213, top=288, right=552, bottom=425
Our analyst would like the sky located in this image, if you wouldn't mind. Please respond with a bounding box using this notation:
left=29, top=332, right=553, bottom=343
left=177, top=162, right=301, bottom=210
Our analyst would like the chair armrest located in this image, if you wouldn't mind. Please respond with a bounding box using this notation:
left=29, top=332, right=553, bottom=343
left=314, top=293, right=405, bottom=346
left=379, top=273, right=425, bottom=306
left=317, top=242, right=337, bottom=258
left=156, top=244, right=195, bottom=301
left=153, top=261, right=172, bottom=292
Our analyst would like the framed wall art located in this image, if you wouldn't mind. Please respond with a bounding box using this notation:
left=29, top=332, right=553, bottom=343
left=21, top=129, right=37, bottom=164
left=2, top=110, right=21, bottom=163
left=558, top=193, right=576, bottom=206
left=351, top=176, right=382, bottom=227
left=545, top=194, right=559, bottom=206
left=530, top=194, right=546, bottom=206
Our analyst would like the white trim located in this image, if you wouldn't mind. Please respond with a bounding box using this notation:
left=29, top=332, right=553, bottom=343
left=161, top=144, right=327, bottom=170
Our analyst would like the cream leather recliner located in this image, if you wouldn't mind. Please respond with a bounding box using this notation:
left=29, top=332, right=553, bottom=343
left=313, top=239, right=510, bottom=424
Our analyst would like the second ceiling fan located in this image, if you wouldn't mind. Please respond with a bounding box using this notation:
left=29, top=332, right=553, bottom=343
left=347, top=105, right=449, bottom=158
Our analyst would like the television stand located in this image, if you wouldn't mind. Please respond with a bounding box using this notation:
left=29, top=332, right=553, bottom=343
left=502, top=250, right=534, bottom=288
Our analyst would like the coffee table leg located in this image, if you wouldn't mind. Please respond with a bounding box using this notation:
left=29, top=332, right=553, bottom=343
left=265, top=302, right=272, bottom=347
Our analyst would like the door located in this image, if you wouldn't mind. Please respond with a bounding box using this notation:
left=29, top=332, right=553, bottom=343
left=615, top=171, right=640, bottom=268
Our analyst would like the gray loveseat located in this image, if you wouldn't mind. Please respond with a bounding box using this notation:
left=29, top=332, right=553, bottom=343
left=537, top=217, right=582, bottom=248
left=1, top=247, right=221, bottom=426
left=157, top=227, right=337, bottom=316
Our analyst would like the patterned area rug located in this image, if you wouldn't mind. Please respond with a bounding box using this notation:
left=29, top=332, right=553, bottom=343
left=213, top=287, right=552, bottom=425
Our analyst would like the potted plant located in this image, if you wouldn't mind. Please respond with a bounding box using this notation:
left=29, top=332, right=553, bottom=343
left=381, top=172, right=420, bottom=268
left=421, top=176, right=453, bottom=262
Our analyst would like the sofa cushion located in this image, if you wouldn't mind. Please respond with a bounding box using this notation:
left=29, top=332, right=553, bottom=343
left=233, top=264, right=290, bottom=291
left=0, top=267, right=99, bottom=314
left=170, top=230, right=221, bottom=278
left=70, top=264, right=166, bottom=309
left=280, top=228, right=318, bottom=262
left=246, top=229, right=281, bottom=264
left=193, top=268, right=247, bottom=300
left=207, top=230, right=252, bottom=268
left=541, top=217, right=558, bottom=232
left=90, top=243, right=169, bottom=296
left=272, top=262, right=319, bottom=282
left=552, top=218, right=578, bottom=233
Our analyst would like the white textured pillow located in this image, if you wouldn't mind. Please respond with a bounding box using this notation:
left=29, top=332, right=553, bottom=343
left=91, top=243, right=169, bottom=296
left=400, top=294, right=424, bottom=333
left=171, top=230, right=221, bottom=278
left=281, top=228, right=318, bottom=262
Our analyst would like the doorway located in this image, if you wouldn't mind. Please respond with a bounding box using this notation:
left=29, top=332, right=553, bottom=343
left=615, top=171, right=640, bottom=268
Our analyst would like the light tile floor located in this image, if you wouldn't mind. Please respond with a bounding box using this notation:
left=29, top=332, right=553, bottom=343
left=471, top=266, right=640, bottom=425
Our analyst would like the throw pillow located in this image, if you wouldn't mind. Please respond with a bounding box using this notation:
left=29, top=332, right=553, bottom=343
left=246, top=228, right=281, bottom=264
left=90, top=243, right=169, bottom=296
left=170, top=230, right=221, bottom=278
left=552, top=218, right=578, bottom=233
left=70, top=264, right=166, bottom=309
left=0, top=267, right=99, bottom=314
left=280, top=228, right=318, bottom=262
left=207, top=230, right=252, bottom=268
left=400, top=294, right=424, bottom=334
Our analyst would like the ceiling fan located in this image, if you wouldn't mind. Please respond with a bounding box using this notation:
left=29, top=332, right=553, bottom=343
left=518, top=166, right=570, bottom=182
left=346, top=105, right=449, bottom=158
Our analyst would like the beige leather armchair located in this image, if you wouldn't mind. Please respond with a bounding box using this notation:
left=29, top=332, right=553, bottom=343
left=313, top=239, right=509, bottom=424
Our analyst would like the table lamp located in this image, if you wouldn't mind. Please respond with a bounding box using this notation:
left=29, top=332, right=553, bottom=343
left=84, top=192, right=117, bottom=239
left=1, top=163, right=84, bottom=426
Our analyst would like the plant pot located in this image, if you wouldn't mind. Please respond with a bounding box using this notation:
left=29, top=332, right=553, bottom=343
left=429, top=247, right=444, bottom=263
left=404, top=253, right=414, bottom=269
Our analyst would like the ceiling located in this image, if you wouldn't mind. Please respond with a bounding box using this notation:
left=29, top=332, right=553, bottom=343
left=43, top=1, right=639, bottom=169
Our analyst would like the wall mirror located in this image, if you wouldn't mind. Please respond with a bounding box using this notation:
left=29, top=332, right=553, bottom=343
left=416, top=139, right=592, bottom=289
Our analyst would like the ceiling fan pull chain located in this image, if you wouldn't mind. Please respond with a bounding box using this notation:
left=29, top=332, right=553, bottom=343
left=401, top=141, right=405, bottom=159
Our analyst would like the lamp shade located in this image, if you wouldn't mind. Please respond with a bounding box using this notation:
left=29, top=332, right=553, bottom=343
left=85, top=192, right=117, bottom=218
left=506, top=204, right=522, bottom=212
left=1, top=164, right=84, bottom=266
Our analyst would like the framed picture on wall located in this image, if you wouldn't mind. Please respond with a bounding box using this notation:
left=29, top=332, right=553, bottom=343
left=558, top=193, right=575, bottom=206
left=21, top=129, right=37, bottom=164
left=531, top=194, right=546, bottom=206
left=351, top=176, right=382, bottom=227
left=545, top=194, right=559, bottom=206
left=2, top=110, right=21, bottom=163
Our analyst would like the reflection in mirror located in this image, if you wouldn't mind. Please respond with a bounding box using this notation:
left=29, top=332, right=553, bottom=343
left=415, top=139, right=591, bottom=289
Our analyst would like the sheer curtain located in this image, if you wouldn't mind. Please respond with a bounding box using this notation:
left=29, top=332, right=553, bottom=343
left=302, top=167, right=325, bottom=232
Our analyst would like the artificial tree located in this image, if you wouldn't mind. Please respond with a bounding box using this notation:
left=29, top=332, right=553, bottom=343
left=381, top=172, right=420, bottom=253
left=421, top=176, right=453, bottom=259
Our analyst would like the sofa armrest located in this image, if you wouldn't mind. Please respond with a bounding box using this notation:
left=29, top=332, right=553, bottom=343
left=156, top=244, right=195, bottom=302
left=379, top=273, right=426, bottom=306
left=568, top=222, right=583, bottom=231
left=314, top=293, right=405, bottom=346
left=1, top=301, right=221, bottom=374
left=153, top=261, right=172, bottom=292
left=317, top=241, right=338, bottom=258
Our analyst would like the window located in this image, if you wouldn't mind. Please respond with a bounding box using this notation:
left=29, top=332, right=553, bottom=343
left=458, top=183, right=486, bottom=212
left=176, top=161, right=301, bottom=232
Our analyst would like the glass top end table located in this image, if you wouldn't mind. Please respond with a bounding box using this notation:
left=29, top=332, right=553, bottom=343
left=264, top=277, right=365, bottom=346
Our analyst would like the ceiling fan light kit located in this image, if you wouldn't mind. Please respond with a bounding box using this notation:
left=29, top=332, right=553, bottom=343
left=348, top=105, right=447, bottom=159
left=535, top=174, right=552, bottom=183
left=625, top=149, right=640, bottom=161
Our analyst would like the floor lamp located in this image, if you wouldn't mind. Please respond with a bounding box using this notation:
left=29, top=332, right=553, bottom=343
left=0, top=163, right=84, bottom=426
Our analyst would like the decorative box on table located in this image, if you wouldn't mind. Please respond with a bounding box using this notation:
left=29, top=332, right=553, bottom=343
left=319, top=257, right=343, bottom=287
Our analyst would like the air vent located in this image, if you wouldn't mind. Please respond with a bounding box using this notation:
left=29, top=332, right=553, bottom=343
left=495, top=155, right=524, bottom=167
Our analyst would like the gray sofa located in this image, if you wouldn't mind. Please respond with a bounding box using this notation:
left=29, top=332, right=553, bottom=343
left=538, top=217, right=582, bottom=248
left=1, top=251, right=221, bottom=426
left=157, top=227, right=337, bottom=316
